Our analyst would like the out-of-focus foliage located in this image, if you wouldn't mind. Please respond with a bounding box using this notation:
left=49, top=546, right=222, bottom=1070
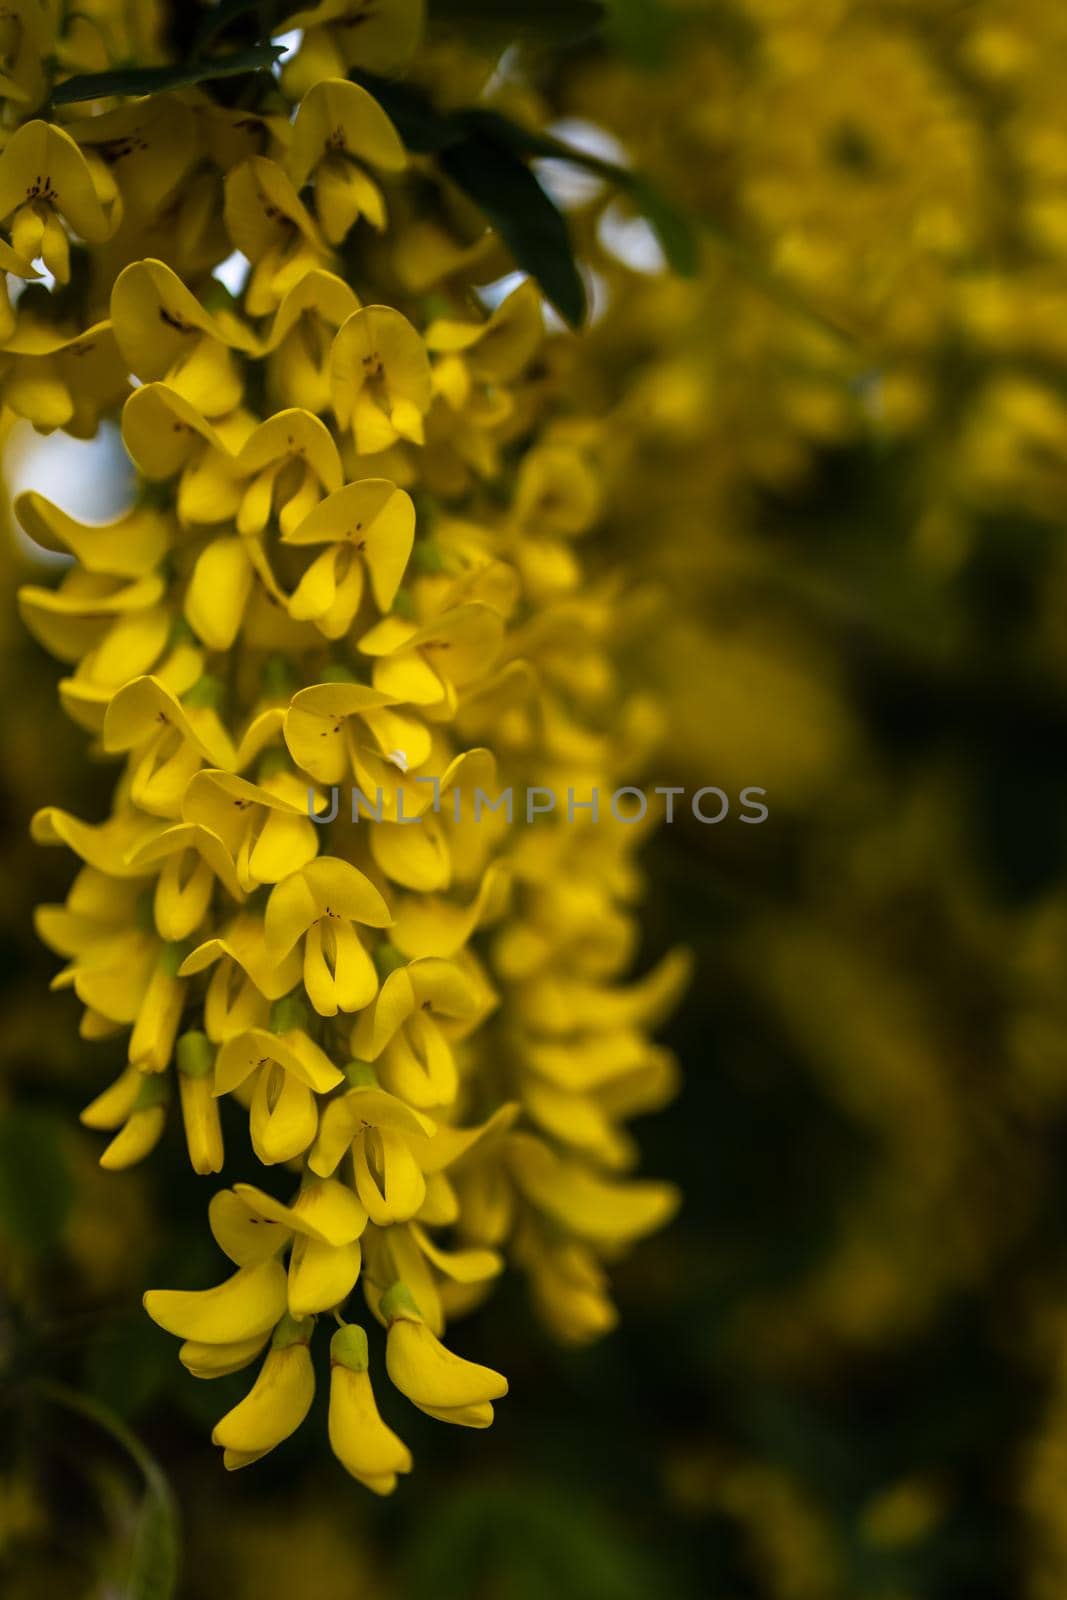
left=4, top=0, right=1067, bottom=1597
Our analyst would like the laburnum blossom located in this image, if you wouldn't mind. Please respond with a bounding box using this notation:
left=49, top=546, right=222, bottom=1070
left=14, top=0, right=687, bottom=1490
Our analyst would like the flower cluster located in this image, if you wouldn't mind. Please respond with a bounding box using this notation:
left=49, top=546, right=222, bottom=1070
left=11, top=1, right=685, bottom=1485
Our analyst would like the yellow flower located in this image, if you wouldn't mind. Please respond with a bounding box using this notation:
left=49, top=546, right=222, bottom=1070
left=179, top=1331, right=272, bottom=1382
left=144, top=1258, right=288, bottom=1344
left=125, top=820, right=245, bottom=942
left=209, top=1174, right=367, bottom=1311
left=309, top=1068, right=435, bottom=1225
left=282, top=477, right=415, bottom=637
left=350, top=957, right=485, bottom=1110
left=102, top=675, right=237, bottom=818
left=211, top=1314, right=316, bottom=1470
left=381, top=1281, right=507, bottom=1428
left=214, top=1016, right=344, bottom=1165
left=180, top=912, right=304, bottom=1038
left=0, top=0, right=51, bottom=111
left=261, top=268, right=360, bottom=412
left=224, top=157, right=328, bottom=316
left=363, top=1220, right=503, bottom=1338
left=111, top=257, right=256, bottom=417
left=357, top=602, right=505, bottom=713
left=0, top=119, right=119, bottom=282
left=84, top=1070, right=168, bottom=1172
left=72, top=94, right=200, bottom=221
left=17, top=556, right=166, bottom=679
left=283, top=678, right=419, bottom=792
left=328, top=1323, right=412, bottom=1494
left=176, top=1030, right=225, bottom=1176
left=506, top=1131, right=681, bottom=1247
left=288, top=78, right=406, bottom=242
left=330, top=304, right=433, bottom=454
left=232, top=407, right=344, bottom=538
left=264, top=856, right=391, bottom=1016
left=0, top=315, right=124, bottom=433
left=120, top=381, right=251, bottom=523
left=182, top=767, right=320, bottom=892
left=281, top=0, right=425, bottom=100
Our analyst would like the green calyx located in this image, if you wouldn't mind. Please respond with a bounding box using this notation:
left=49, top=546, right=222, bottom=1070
left=167, top=615, right=197, bottom=649
left=320, top=662, right=358, bottom=684
left=261, top=654, right=299, bottom=699
left=379, top=1281, right=422, bottom=1325
left=256, top=747, right=291, bottom=782
left=132, top=1075, right=169, bottom=1112
left=272, top=1312, right=314, bottom=1350
left=343, top=1060, right=378, bottom=1088
left=183, top=673, right=226, bottom=710
left=270, top=996, right=309, bottom=1035
left=411, top=538, right=446, bottom=574
left=330, top=1322, right=370, bottom=1372
left=374, top=942, right=407, bottom=978
left=176, top=1031, right=214, bottom=1079
left=135, top=887, right=156, bottom=932
left=159, top=940, right=193, bottom=977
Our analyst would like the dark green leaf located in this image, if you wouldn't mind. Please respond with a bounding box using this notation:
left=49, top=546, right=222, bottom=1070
left=350, top=71, right=464, bottom=154
left=128, top=1485, right=181, bottom=1600
left=431, top=0, right=606, bottom=48
left=453, top=107, right=569, bottom=163
left=193, top=0, right=295, bottom=50
left=37, top=1383, right=181, bottom=1600
left=628, top=176, right=701, bottom=276
left=456, top=110, right=701, bottom=277
left=0, top=1108, right=73, bottom=1253
left=440, top=133, right=587, bottom=327
left=51, top=43, right=283, bottom=105
left=603, top=0, right=680, bottom=66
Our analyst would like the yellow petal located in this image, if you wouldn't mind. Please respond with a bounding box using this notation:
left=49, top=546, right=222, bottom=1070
left=209, top=1189, right=290, bottom=1266
left=0, top=119, right=115, bottom=242
left=212, top=1341, right=315, bottom=1458
left=144, top=1259, right=287, bottom=1342
left=250, top=1065, right=319, bottom=1165
left=287, top=1233, right=362, bottom=1317
left=383, top=1291, right=507, bottom=1410
left=184, top=537, right=255, bottom=651
left=353, top=1127, right=426, bottom=1224
left=179, top=1331, right=270, bottom=1380
left=329, top=1371, right=411, bottom=1489
left=289, top=78, right=406, bottom=188
left=99, top=1105, right=166, bottom=1170
left=233, top=1176, right=367, bottom=1246
left=507, top=1133, right=681, bottom=1245
left=178, top=1072, right=225, bottom=1175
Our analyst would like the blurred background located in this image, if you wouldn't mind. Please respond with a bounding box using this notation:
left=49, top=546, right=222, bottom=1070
left=5, top=1, right=1067, bottom=1595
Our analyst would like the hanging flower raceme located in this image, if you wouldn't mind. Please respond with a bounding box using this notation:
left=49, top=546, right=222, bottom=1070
left=18, top=0, right=685, bottom=1490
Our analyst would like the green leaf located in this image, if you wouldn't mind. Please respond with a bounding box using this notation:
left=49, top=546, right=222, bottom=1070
left=51, top=43, right=283, bottom=105
left=456, top=110, right=701, bottom=278
left=431, top=0, right=606, bottom=48
left=603, top=0, right=680, bottom=66
left=0, top=1108, right=74, bottom=1254
left=193, top=0, right=295, bottom=50
left=440, top=132, right=587, bottom=327
left=37, top=1382, right=181, bottom=1600
left=627, top=176, right=701, bottom=276
left=351, top=80, right=696, bottom=311
left=350, top=72, right=464, bottom=154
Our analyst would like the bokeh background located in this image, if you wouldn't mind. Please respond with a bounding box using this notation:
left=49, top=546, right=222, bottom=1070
left=5, top=1, right=1067, bottom=1595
